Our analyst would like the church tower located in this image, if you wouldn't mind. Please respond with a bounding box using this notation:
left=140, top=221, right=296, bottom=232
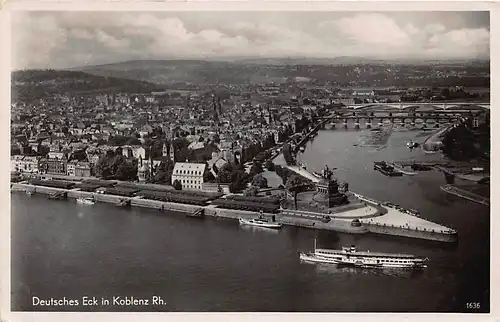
left=169, top=141, right=176, bottom=162
left=162, top=141, right=168, bottom=157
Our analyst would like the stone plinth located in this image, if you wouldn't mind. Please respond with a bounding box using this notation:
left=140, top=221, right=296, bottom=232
left=312, top=178, right=348, bottom=208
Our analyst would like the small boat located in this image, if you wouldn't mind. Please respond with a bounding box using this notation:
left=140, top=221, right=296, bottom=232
left=406, top=140, right=420, bottom=149
left=76, top=197, right=95, bottom=205
left=116, top=199, right=131, bottom=208
left=26, top=190, right=35, bottom=196
left=48, top=192, right=66, bottom=200
left=239, top=217, right=282, bottom=229
left=299, top=146, right=305, bottom=152
left=187, top=208, right=205, bottom=219
left=299, top=241, right=428, bottom=269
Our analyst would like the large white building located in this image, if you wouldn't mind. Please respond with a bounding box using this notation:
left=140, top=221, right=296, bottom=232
left=11, top=155, right=41, bottom=174
left=171, top=162, right=206, bottom=190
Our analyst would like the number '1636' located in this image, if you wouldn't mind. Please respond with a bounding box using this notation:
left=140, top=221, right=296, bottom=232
left=466, top=302, right=480, bottom=309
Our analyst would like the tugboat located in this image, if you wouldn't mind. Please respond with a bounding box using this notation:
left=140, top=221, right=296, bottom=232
left=300, top=241, right=428, bottom=269
left=239, top=212, right=282, bottom=229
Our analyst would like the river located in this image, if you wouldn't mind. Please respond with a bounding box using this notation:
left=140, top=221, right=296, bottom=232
left=11, top=125, right=490, bottom=312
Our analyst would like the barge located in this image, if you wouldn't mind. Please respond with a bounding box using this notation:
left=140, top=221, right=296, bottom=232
left=374, top=161, right=403, bottom=176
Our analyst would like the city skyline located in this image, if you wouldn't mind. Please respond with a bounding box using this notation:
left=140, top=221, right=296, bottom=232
left=12, top=11, right=490, bottom=70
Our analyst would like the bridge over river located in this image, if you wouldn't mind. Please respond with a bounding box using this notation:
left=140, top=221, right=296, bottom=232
left=345, top=102, right=490, bottom=110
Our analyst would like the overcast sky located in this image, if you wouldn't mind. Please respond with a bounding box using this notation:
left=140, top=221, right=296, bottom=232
left=11, top=11, right=490, bottom=70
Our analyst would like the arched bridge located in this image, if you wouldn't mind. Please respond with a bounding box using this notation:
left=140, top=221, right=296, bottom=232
left=345, top=102, right=490, bottom=111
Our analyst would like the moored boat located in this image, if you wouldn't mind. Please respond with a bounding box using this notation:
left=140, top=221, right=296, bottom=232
left=299, top=241, right=428, bottom=269
left=386, top=162, right=418, bottom=176
left=374, top=161, right=403, bottom=177
left=187, top=208, right=205, bottom=219
left=76, top=197, right=95, bottom=205
left=239, top=217, right=282, bottom=229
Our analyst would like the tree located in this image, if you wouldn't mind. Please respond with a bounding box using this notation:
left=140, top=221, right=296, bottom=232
left=153, top=159, right=175, bottom=184
left=108, top=135, right=130, bottom=146
left=126, top=137, right=141, bottom=146
left=252, top=173, right=268, bottom=188
left=115, top=158, right=138, bottom=181
left=441, top=125, right=479, bottom=161
left=216, top=163, right=234, bottom=184
left=95, top=153, right=138, bottom=181
left=173, top=179, right=182, bottom=190
left=243, top=185, right=259, bottom=197
left=282, top=143, right=296, bottom=166
left=203, top=169, right=216, bottom=182
left=229, top=181, right=240, bottom=193
left=250, top=161, right=264, bottom=176
left=286, top=175, right=304, bottom=210
left=265, top=160, right=275, bottom=171
left=275, top=165, right=292, bottom=184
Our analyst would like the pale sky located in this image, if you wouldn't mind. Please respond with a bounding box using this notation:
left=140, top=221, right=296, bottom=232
left=11, top=11, right=490, bottom=70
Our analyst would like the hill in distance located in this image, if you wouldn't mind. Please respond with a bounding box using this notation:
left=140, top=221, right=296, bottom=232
left=11, top=69, right=164, bottom=102
left=68, top=57, right=489, bottom=86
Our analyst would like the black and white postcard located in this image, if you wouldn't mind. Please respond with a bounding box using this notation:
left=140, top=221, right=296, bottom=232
left=1, top=2, right=495, bottom=322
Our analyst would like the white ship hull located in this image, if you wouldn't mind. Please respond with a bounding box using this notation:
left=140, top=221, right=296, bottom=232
left=300, top=243, right=428, bottom=270
left=299, top=253, right=340, bottom=264
left=239, top=218, right=282, bottom=229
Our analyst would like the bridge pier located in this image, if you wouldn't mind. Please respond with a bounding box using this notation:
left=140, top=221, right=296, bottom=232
left=354, top=119, right=360, bottom=129
left=366, top=118, right=372, bottom=129
left=343, top=119, right=348, bottom=129
left=330, top=122, right=335, bottom=129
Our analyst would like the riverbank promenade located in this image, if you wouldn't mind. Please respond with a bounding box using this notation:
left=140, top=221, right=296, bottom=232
left=285, top=165, right=320, bottom=183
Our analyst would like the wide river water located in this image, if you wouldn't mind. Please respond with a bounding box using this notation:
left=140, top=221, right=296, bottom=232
left=11, top=125, right=490, bottom=312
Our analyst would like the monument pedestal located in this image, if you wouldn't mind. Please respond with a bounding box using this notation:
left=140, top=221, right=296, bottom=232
left=312, top=178, right=348, bottom=208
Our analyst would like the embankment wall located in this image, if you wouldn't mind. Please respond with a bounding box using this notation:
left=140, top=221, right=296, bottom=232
left=363, top=222, right=458, bottom=243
